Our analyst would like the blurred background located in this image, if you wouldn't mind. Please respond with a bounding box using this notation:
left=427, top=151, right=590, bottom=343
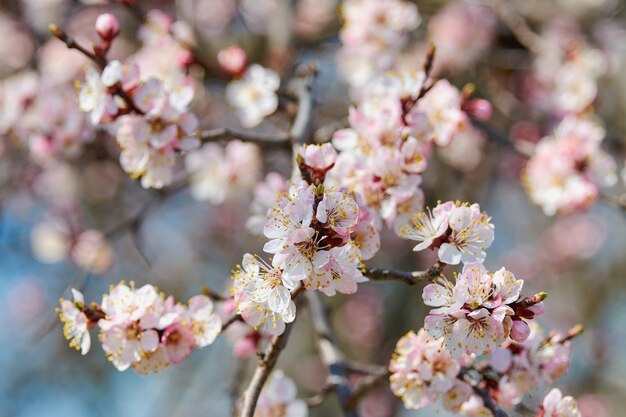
left=0, top=0, right=626, bottom=416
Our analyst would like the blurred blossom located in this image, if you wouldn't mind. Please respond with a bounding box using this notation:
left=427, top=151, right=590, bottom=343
left=30, top=217, right=72, bottom=264
left=217, top=45, right=248, bottom=75
left=293, top=0, right=336, bottom=38
left=335, top=286, right=383, bottom=349
left=428, top=2, right=496, bottom=73
left=522, top=116, right=617, bottom=216
left=532, top=19, right=606, bottom=116
left=71, top=230, right=114, bottom=274
left=438, top=125, right=485, bottom=172
left=186, top=140, right=262, bottom=204
left=7, top=277, right=47, bottom=324
left=358, top=387, right=395, bottom=417
left=21, top=0, right=67, bottom=33
left=0, top=11, right=35, bottom=76
left=225, top=64, right=280, bottom=128
left=81, top=161, right=122, bottom=203
left=33, top=163, right=80, bottom=207
left=338, top=0, right=420, bottom=89
left=542, top=214, right=608, bottom=263
left=577, top=394, right=608, bottom=417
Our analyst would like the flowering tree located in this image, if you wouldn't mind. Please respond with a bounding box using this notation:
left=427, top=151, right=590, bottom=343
left=2, top=0, right=626, bottom=416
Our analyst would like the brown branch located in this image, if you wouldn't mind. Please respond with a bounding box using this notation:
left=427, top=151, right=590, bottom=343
left=364, top=261, right=444, bottom=285
left=221, top=314, right=243, bottom=332
left=459, top=369, right=509, bottom=417
left=49, top=24, right=145, bottom=115
left=306, top=291, right=358, bottom=417
left=347, top=369, right=391, bottom=410
left=238, top=285, right=304, bottom=417
left=196, top=128, right=290, bottom=149
left=486, top=0, right=546, bottom=55
left=239, top=322, right=295, bottom=417
left=49, top=24, right=106, bottom=68
left=287, top=63, right=318, bottom=146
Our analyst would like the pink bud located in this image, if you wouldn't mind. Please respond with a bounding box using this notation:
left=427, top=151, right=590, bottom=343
left=177, top=50, right=195, bottom=69
left=95, top=13, right=120, bottom=41
left=527, top=301, right=545, bottom=316
left=233, top=335, right=257, bottom=357
left=510, top=320, right=530, bottom=342
left=217, top=45, right=247, bottom=75
left=463, top=98, right=492, bottom=121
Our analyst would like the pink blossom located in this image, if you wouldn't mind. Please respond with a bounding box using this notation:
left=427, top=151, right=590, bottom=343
left=542, top=389, right=582, bottom=417
left=217, top=45, right=247, bottom=75
left=389, top=329, right=460, bottom=409
left=95, top=13, right=120, bottom=41
left=242, top=370, right=308, bottom=417
left=57, top=289, right=91, bottom=355
left=226, top=64, right=280, bottom=127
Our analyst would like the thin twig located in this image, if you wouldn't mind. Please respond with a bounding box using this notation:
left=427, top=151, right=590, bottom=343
left=486, top=0, right=546, bottom=55
left=364, top=261, right=444, bottom=285
left=221, top=314, right=243, bottom=332
left=307, top=291, right=358, bottom=417
left=239, top=322, right=295, bottom=417
left=347, top=369, right=391, bottom=410
left=196, top=128, right=290, bottom=149
left=49, top=24, right=144, bottom=114
left=287, top=63, right=318, bottom=146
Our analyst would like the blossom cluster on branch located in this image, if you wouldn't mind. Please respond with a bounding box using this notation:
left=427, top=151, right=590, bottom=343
left=0, top=0, right=617, bottom=416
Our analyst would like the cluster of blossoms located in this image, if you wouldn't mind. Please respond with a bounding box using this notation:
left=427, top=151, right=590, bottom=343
left=0, top=69, right=93, bottom=165
left=231, top=143, right=372, bottom=336
left=389, top=329, right=463, bottom=409
left=79, top=59, right=200, bottom=189
left=329, top=71, right=470, bottom=235
left=58, top=283, right=221, bottom=374
left=522, top=115, right=617, bottom=215
left=337, top=0, right=420, bottom=88
left=401, top=201, right=494, bottom=265
left=427, top=2, right=496, bottom=74
left=422, top=262, right=544, bottom=357
left=185, top=140, right=262, bottom=204
left=532, top=19, right=605, bottom=115
left=489, top=324, right=575, bottom=407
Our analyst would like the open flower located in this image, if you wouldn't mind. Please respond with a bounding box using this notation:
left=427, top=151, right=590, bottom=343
left=541, top=389, right=581, bottom=417
left=58, top=289, right=91, bottom=355
left=232, top=254, right=297, bottom=336
left=226, top=64, right=280, bottom=127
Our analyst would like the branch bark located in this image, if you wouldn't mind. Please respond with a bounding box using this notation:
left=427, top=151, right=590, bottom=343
left=364, top=261, right=444, bottom=285
left=306, top=291, right=358, bottom=417
left=239, top=323, right=295, bottom=417
left=196, top=127, right=290, bottom=149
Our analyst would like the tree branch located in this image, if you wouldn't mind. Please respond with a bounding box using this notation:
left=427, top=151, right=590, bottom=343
left=287, top=63, right=318, bottom=146
left=346, top=368, right=391, bottom=410
left=364, top=261, right=444, bottom=285
left=196, top=127, right=290, bottom=149
left=49, top=24, right=145, bottom=114
left=306, top=291, right=358, bottom=417
left=239, top=322, right=294, bottom=417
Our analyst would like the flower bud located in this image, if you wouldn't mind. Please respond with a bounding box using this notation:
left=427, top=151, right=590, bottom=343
left=233, top=334, right=258, bottom=357
left=527, top=301, right=545, bottom=316
left=463, top=98, right=492, bottom=121
left=510, top=319, right=530, bottom=342
left=217, top=45, right=247, bottom=75
left=95, top=13, right=120, bottom=41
